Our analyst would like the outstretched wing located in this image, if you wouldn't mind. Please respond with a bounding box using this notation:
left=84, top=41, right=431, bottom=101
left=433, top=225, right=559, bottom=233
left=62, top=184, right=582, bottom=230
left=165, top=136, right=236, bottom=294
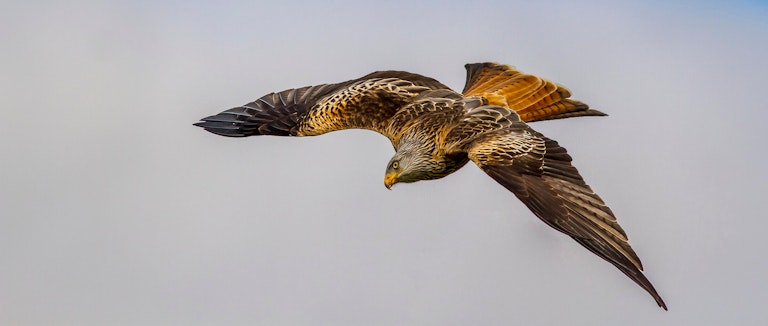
left=463, top=62, right=606, bottom=122
left=194, top=71, right=450, bottom=140
left=447, top=107, right=666, bottom=309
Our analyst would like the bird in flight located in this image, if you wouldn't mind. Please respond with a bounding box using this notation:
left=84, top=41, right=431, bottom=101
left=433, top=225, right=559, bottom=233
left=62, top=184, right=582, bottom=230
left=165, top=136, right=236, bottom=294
left=194, top=62, right=667, bottom=310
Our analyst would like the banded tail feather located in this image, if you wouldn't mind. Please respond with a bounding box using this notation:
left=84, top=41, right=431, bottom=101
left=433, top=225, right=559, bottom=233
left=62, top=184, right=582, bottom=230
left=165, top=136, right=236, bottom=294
left=462, top=62, right=607, bottom=122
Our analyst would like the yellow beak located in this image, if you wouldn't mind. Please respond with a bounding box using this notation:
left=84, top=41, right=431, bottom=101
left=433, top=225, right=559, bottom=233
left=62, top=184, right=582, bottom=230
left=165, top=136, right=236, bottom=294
left=384, top=172, right=398, bottom=190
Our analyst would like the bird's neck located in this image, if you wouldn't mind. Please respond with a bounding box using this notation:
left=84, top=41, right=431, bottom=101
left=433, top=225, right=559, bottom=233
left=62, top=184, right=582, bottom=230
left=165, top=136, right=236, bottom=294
left=395, top=139, right=468, bottom=181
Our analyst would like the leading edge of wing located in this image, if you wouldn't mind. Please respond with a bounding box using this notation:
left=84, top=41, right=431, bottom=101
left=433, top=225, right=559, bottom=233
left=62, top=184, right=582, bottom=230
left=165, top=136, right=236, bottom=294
left=194, top=71, right=453, bottom=139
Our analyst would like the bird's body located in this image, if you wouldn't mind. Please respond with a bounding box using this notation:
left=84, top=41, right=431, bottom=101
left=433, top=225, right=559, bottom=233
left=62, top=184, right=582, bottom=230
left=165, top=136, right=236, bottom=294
left=195, top=62, right=667, bottom=310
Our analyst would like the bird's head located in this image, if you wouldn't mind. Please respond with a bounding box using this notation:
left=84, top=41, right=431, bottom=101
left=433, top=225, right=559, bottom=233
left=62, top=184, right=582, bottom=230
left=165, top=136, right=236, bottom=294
left=384, top=152, right=428, bottom=189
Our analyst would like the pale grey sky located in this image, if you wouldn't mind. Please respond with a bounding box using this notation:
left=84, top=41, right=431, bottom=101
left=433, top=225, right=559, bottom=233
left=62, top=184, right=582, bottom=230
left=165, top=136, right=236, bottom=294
left=2, top=0, right=767, bottom=325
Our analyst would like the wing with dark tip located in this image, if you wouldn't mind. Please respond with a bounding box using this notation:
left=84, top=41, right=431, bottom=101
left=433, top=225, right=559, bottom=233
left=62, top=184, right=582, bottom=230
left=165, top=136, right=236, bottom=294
left=194, top=71, right=450, bottom=140
left=194, top=83, right=349, bottom=137
left=458, top=119, right=667, bottom=310
left=463, top=62, right=607, bottom=122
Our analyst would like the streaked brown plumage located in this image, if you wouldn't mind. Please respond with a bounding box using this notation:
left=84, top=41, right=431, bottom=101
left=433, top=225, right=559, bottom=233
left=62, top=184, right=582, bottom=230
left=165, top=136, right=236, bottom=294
left=194, top=62, right=667, bottom=310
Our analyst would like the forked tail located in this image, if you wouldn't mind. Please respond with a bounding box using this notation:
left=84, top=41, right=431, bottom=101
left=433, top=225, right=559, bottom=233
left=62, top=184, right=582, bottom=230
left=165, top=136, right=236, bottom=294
left=463, top=62, right=606, bottom=122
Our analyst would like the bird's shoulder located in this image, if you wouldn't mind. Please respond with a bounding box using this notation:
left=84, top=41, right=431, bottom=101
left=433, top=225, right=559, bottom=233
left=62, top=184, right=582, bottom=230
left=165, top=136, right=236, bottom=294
left=386, top=93, right=490, bottom=145
left=295, top=70, right=462, bottom=138
left=441, top=100, right=525, bottom=151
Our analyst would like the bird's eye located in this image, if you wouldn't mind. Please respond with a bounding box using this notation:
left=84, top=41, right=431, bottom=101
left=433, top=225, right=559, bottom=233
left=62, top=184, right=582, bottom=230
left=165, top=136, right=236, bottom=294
left=392, top=161, right=399, bottom=170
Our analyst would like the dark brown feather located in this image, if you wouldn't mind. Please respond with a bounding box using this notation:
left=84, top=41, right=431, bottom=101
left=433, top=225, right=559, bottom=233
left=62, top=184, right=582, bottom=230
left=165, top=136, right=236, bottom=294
left=194, top=83, right=350, bottom=137
left=464, top=126, right=667, bottom=310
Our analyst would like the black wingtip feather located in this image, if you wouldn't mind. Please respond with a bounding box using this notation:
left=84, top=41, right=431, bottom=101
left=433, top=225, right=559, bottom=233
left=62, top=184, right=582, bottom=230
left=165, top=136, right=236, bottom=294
left=193, top=115, right=251, bottom=137
left=193, top=83, right=352, bottom=138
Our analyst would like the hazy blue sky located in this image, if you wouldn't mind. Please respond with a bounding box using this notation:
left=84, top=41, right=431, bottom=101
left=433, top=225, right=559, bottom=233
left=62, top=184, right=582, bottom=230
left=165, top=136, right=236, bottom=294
left=2, top=0, right=767, bottom=325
